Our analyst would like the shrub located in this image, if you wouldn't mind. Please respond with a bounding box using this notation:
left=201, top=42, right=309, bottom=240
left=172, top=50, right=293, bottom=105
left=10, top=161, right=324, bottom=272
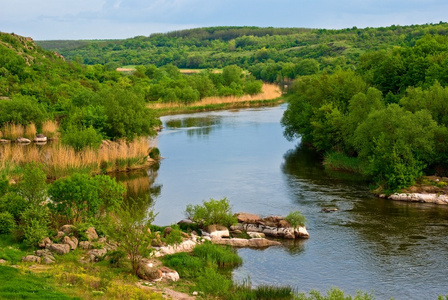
left=196, top=267, right=233, bottom=297
left=284, top=211, right=307, bottom=228
left=0, top=193, right=28, bottom=220
left=61, top=125, right=103, bottom=151
left=0, top=212, right=15, bottom=234
left=17, top=162, right=47, bottom=205
left=19, top=206, right=50, bottom=247
left=163, top=225, right=183, bottom=246
left=185, top=197, right=237, bottom=227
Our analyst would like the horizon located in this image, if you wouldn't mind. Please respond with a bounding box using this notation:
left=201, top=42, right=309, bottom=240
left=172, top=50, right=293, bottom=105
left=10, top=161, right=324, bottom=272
left=1, top=0, right=447, bottom=40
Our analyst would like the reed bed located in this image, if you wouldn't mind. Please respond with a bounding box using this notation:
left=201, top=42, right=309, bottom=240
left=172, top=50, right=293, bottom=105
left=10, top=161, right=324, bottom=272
left=147, top=83, right=281, bottom=109
left=0, top=137, right=156, bottom=178
left=0, top=123, right=37, bottom=140
left=41, top=120, right=59, bottom=139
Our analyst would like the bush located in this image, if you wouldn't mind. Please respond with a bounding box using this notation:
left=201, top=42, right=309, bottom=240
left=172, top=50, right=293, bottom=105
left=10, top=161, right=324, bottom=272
left=0, top=212, right=15, bottom=234
left=61, top=125, right=103, bottom=151
left=0, top=193, right=28, bottom=220
left=17, top=162, right=47, bottom=205
left=18, top=206, right=50, bottom=247
left=284, top=211, right=307, bottom=228
left=185, top=197, right=237, bottom=228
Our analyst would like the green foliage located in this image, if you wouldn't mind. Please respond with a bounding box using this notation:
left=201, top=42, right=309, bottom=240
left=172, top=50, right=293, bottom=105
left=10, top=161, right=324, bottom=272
left=192, top=241, right=242, bottom=268
left=0, top=95, right=47, bottom=128
left=0, top=234, right=28, bottom=264
left=162, top=252, right=204, bottom=279
left=48, top=173, right=125, bottom=224
left=230, top=282, right=294, bottom=300
left=196, top=267, right=233, bottom=297
left=61, top=125, right=103, bottom=151
left=104, top=198, right=157, bottom=275
left=185, top=197, right=237, bottom=227
left=284, top=211, right=307, bottom=228
left=0, top=193, right=28, bottom=220
left=19, top=206, right=50, bottom=247
left=0, top=212, right=15, bottom=234
left=17, top=162, right=47, bottom=205
left=295, top=287, right=374, bottom=300
left=162, top=224, right=183, bottom=246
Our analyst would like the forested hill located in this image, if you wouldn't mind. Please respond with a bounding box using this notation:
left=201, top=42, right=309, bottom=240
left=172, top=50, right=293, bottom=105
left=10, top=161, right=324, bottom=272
left=37, top=23, right=448, bottom=72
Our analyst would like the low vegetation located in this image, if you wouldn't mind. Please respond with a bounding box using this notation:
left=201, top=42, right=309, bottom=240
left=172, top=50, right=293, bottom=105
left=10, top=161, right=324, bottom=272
left=185, top=197, right=237, bottom=228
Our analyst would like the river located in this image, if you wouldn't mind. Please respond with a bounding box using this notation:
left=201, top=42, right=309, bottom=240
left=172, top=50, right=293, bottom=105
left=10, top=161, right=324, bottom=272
left=132, top=104, right=448, bottom=299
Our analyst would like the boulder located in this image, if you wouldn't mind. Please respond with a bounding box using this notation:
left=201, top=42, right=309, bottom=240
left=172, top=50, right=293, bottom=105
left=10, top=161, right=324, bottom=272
left=230, top=224, right=244, bottom=231
left=236, top=212, right=261, bottom=224
left=87, top=248, right=107, bottom=262
left=0, top=139, right=10, bottom=144
left=177, top=218, right=194, bottom=225
left=0, top=259, right=7, bottom=264
left=295, top=226, right=310, bottom=239
left=42, top=256, right=56, bottom=264
left=35, top=250, right=56, bottom=264
left=206, top=224, right=230, bottom=239
left=154, top=239, right=197, bottom=257
left=248, top=238, right=281, bottom=248
left=33, top=134, right=47, bottom=143
left=137, top=260, right=163, bottom=281
left=63, top=236, right=78, bottom=250
left=248, top=232, right=265, bottom=238
left=159, top=266, right=180, bottom=282
left=85, top=227, right=98, bottom=241
left=49, top=243, right=70, bottom=255
left=38, top=237, right=52, bottom=248
left=22, top=255, right=41, bottom=263
left=60, top=225, right=76, bottom=235
left=79, top=241, right=93, bottom=250
left=213, top=238, right=249, bottom=247
left=55, top=231, right=65, bottom=240
left=16, top=137, right=31, bottom=143
left=163, top=227, right=173, bottom=237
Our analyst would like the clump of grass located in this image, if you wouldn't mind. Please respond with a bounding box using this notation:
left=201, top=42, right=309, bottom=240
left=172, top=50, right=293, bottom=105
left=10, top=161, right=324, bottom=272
left=41, top=120, right=59, bottom=139
left=230, top=281, right=295, bottom=300
left=192, top=241, right=242, bottom=268
left=162, top=252, right=204, bottom=279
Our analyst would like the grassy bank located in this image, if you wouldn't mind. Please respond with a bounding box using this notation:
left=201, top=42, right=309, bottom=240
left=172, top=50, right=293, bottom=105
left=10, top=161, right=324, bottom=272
left=148, top=83, right=283, bottom=116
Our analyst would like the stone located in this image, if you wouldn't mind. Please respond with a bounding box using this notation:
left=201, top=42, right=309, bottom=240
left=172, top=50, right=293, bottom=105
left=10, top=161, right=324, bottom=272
left=248, top=232, right=265, bottom=238
left=177, top=218, right=194, bottom=225
left=236, top=212, right=261, bottom=224
left=0, top=259, right=7, bottom=264
left=86, top=227, right=98, bottom=241
left=159, top=266, right=180, bottom=282
left=245, top=223, right=263, bottom=233
left=247, top=238, right=281, bottom=248
left=16, top=137, right=31, bottom=143
left=192, top=291, right=198, bottom=296
left=295, top=226, right=310, bottom=239
left=206, top=224, right=229, bottom=239
left=137, top=260, right=163, bottom=281
left=154, top=239, right=197, bottom=257
left=38, top=237, right=52, bottom=248
left=87, top=248, right=107, bottom=262
left=163, top=227, right=173, bottom=237
left=55, top=231, right=65, bottom=240
left=60, top=225, right=76, bottom=235
left=213, top=238, right=249, bottom=247
left=49, top=243, right=70, bottom=255
left=33, top=134, right=47, bottom=143
left=0, top=139, right=11, bottom=144
left=230, top=223, right=244, bottom=231
left=232, top=230, right=243, bottom=234
left=79, top=241, right=93, bottom=250
left=22, top=255, right=41, bottom=263
left=42, top=256, right=56, bottom=264
left=62, top=236, right=78, bottom=250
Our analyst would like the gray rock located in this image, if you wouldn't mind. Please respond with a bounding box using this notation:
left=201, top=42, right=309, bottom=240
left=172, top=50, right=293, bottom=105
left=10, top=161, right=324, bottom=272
left=55, top=231, right=65, bottom=239
left=42, top=256, right=56, bottom=264
left=60, top=225, right=76, bottom=235
left=62, top=236, right=78, bottom=250
left=49, top=243, right=70, bottom=255
left=22, top=255, right=41, bottom=263
left=86, top=227, right=98, bottom=241
left=38, top=237, right=52, bottom=248
left=79, top=241, right=93, bottom=250
left=87, top=248, right=107, bottom=262
left=16, top=137, right=31, bottom=143
left=137, top=260, right=163, bottom=281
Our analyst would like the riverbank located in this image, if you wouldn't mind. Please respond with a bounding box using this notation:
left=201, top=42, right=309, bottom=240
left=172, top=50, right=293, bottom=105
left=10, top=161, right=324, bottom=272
left=148, top=83, right=283, bottom=116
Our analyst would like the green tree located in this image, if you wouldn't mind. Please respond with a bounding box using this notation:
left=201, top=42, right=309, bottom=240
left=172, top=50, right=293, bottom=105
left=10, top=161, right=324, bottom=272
left=185, top=197, right=237, bottom=228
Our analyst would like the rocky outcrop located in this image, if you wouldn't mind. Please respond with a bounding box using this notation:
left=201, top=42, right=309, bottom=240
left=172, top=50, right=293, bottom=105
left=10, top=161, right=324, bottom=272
left=137, top=260, right=163, bottom=281
left=60, top=225, right=76, bottom=235
left=86, top=248, right=108, bottom=262
left=86, top=227, right=99, bottom=241
left=204, top=224, right=230, bottom=239
left=213, top=237, right=281, bottom=248
left=49, top=243, right=71, bottom=255
left=384, top=193, right=448, bottom=205
left=16, top=137, right=31, bottom=143
left=159, top=266, right=180, bottom=282
left=38, top=237, right=52, bottom=248
left=79, top=241, right=93, bottom=250
left=153, top=239, right=198, bottom=257
left=35, top=249, right=56, bottom=264
left=22, top=255, right=41, bottom=263
left=236, top=213, right=261, bottom=224
left=62, top=236, right=78, bottom=250
left=33, top=134, right=47, bottom=143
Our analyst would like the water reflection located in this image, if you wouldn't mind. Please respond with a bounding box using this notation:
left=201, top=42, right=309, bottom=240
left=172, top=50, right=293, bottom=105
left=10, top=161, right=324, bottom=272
left=164, top=116, right=222, bottom=137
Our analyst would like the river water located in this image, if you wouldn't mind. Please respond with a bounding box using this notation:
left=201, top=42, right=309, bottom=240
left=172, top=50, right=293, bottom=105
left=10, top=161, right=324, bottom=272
left=137, top=104, right=448, bottom=299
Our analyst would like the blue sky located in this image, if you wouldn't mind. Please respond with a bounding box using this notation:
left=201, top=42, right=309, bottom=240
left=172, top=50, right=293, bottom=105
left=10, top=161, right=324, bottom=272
left=1, top=0, right=447, bottom=40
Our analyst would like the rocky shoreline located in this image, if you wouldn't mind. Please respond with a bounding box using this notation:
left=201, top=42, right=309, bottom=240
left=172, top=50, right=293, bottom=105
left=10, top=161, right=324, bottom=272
left=379, top=193, right=448, bottom=205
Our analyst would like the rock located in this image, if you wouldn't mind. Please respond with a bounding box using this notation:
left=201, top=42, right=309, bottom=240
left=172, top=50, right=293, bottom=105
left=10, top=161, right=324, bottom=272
left=245, top=223, right=263, bottom=233
left=206, top=224, right=230, bottom=239
left=38, top=237, right=52, bottom=248
left=163, top=227, right=173, bottom=237
left=192, top=291, right=198, bottom=296
left=177, top=219, right=194, bottom=225
left=33, top=134, right=47, bottom=143
left=295, top=226, right=310, bottom=239
left=159, top=266, right=180, bottom=282
left=389, top=193, right=448, bottom=205
left=154, top=239, right=197, bottom=257
left=0, top=139, right=11, bottom=144
left=87, top=248, right=107, bottom=262
left=230, top=223, right=244, bottom=231
left=248, top=232, right=265, bottom=238
left=98, top=237, right=107, bottom=244
left=62, top=236, right=78, bottom=250
left=236, top=212, right=261, bottom=224
left=321, top=207, right=338, bottom=213
left=55, top=231, right=65, bottom=240
left=0, top=259, right=7, bottom=264
left=60, top=225, right=76, bottom=235
left=248, top=238, right=281, bottom=248
left=137, top=260, right=163, bottom=281
left=181, top=232, right=190, bottom=238
left=22, top=255, right=41, bottom=263
left=16, top=137, right=31, bottom=143
left=79, top=241, right=93, bottom=250
left=278, top=220, right=291, bottom=228
left=49, top=243, right=70, bottom=255
left=86, top=227, right=98, bottom=241
left=42, top=256, right=56, bottom=264
left=213, top=238, right=249, bottom=247
left=34, top=250, right=56, bottom=264
left=232, top=230, right=243, bottom=234
left=263, top=215, right=284, bottom=223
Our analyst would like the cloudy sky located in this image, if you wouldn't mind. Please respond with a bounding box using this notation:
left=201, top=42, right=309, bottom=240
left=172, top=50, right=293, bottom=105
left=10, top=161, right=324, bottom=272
left=1, top=0, right=447, bottom=40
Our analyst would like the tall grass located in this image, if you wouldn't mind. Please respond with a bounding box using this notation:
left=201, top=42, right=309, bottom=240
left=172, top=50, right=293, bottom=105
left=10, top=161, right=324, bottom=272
left=323, top=151, right=364, bottom=173
left=0, top=137, right=156, bottom=179
left=148, top=83, right=282, bottom=110
left=41, top=120, right=59, bottom=139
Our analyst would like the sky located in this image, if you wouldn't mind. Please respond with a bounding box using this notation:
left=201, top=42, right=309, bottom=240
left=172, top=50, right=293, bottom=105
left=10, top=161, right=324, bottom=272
left=0, top=0, right=447, bottom=40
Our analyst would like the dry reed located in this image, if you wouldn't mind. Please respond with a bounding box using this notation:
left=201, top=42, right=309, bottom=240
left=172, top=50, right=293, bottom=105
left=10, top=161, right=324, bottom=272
left=0, top=137, right=157, bottom=178
left=1, top=123, right=25, bottom=140
left=42, top=120, right=59, bottom=139
left=147, top=83, right=281, bottom=109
